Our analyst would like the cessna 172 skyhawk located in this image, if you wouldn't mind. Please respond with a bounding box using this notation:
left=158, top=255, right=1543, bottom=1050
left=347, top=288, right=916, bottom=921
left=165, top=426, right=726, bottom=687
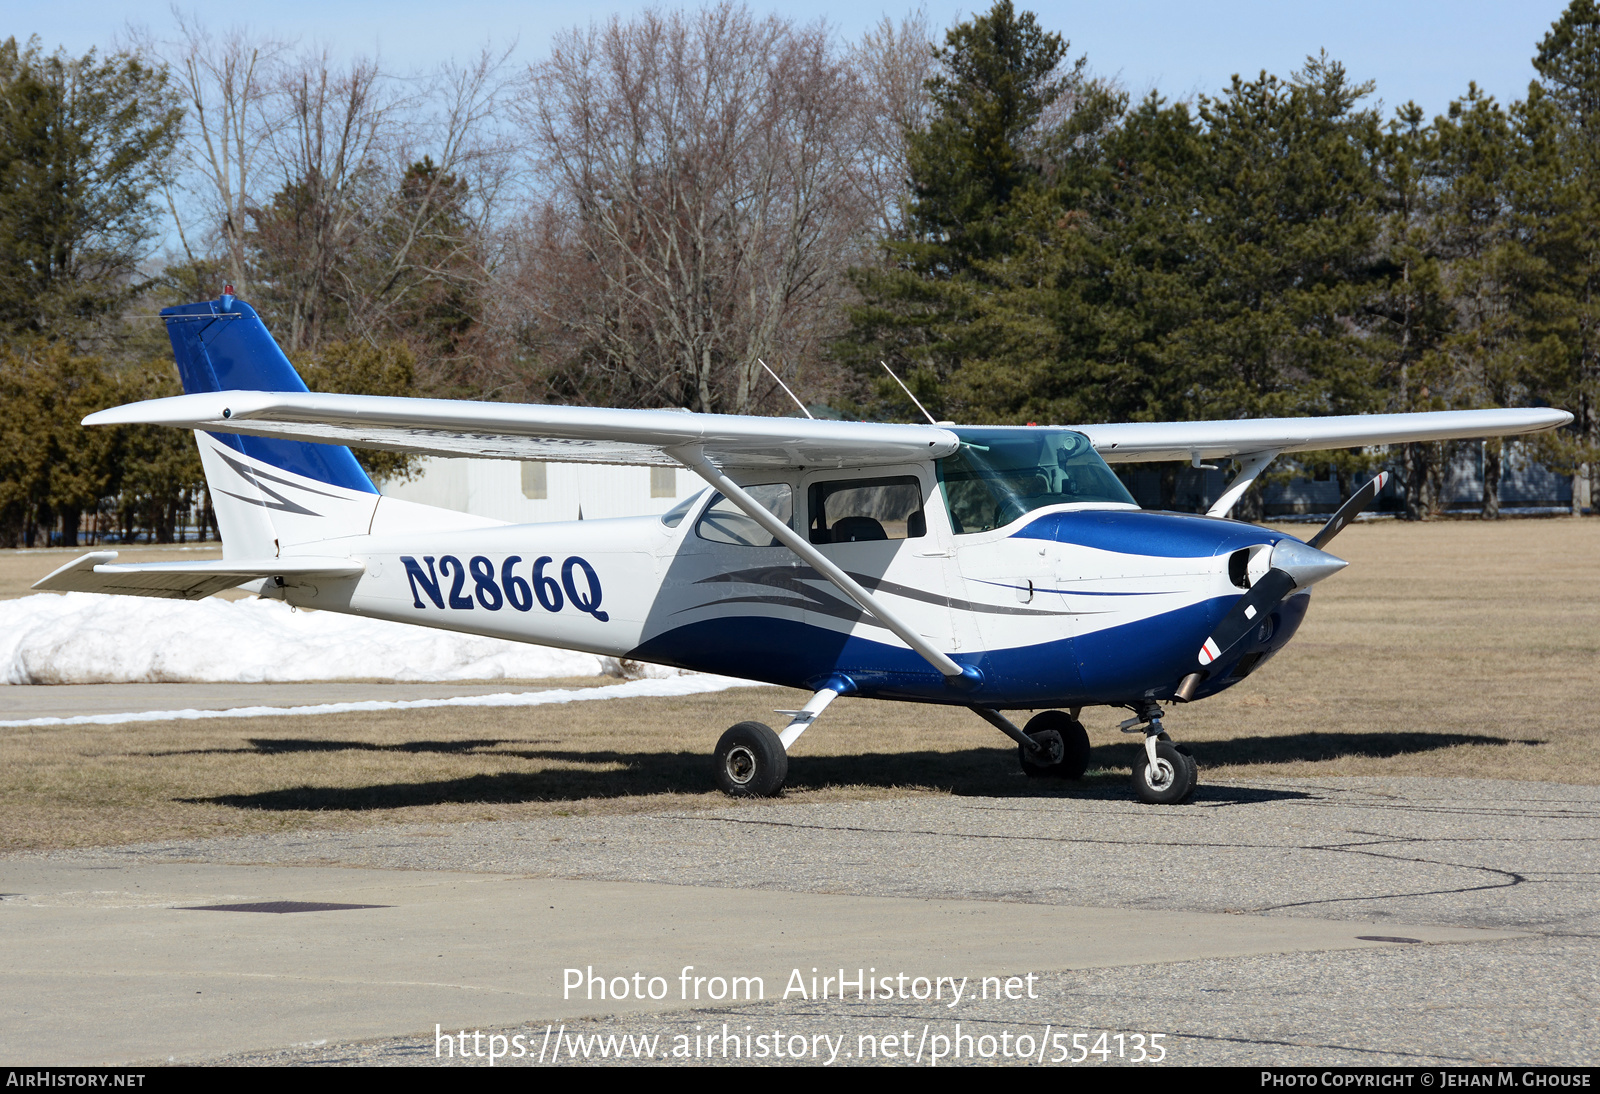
left=37, top=296, right=1574, bottom=804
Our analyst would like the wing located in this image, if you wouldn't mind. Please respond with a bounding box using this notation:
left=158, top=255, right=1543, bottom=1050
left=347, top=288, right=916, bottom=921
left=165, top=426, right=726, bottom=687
left=1074, top=409, right=1573, bottom=463
left=84, top=391, right=960, bottom=469
left=86, top=392, right=1570, bottom=469
left=33, top=552, right=364, bottom=600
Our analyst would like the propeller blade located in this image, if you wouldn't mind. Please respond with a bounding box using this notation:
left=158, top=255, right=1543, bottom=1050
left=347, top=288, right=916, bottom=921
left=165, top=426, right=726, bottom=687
left=1197, top=540, right=1349, bottom=668
left=1198, top=567, right=1296, bottom=667
left=1307, top=472, right=1389, bottom=551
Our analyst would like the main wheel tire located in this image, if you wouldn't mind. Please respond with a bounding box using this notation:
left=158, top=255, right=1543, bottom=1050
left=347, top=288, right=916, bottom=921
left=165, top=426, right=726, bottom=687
left=1020, top=711, right=1091, bottom=779
left=714, top=721, right=788, bottom=797
left=1132, top=740, right=1196, bottom=805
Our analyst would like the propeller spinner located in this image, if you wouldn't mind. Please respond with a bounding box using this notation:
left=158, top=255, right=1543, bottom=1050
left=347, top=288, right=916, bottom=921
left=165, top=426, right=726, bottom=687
left=1195, top=471, right=1389, bottom=670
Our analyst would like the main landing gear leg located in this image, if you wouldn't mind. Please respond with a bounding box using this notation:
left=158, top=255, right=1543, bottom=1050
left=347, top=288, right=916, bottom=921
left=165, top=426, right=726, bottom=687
left=1120, top=701, right=1198, bottom=805
left=972, top=707, right=1091, bottom=780
left=712, top=676, right=853, bottom=798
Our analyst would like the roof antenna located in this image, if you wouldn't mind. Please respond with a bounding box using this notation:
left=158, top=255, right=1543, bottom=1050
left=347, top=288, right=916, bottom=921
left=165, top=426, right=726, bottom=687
left=881, top=362, right=937, bottom=425
left=759, top=359, right=813, bottom=419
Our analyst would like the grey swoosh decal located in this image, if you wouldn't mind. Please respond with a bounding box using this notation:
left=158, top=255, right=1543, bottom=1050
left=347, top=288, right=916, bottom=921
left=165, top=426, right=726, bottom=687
left=698, top=565, right=1075, bottom=617
left=975, top=579, right=1184, bottom=597
left=215, top=449, right=347, bottom=499
left=684, top=593, right=886, bottom=630
left=213, top=450, right=323, bottom=516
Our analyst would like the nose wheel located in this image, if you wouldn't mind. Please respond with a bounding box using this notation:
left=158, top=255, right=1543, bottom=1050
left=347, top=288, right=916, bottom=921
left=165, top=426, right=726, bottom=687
left=1132, top=739, right=1197, bottom=804
left=1122, top=704, right=1198, bottom=804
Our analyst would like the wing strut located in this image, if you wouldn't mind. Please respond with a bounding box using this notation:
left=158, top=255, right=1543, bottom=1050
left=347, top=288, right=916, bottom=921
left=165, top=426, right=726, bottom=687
left=1207, top=450, right=1279, bottom=518
left=668, top=445, right=973, bottom=684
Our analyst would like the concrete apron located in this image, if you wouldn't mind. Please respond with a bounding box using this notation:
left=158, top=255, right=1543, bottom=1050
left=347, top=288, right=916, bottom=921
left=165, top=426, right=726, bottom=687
left=0, top=861, right=1519, bottom=1065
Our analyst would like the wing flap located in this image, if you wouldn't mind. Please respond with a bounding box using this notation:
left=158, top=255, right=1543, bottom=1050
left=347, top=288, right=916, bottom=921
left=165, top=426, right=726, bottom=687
left=84, top=391, right=960, bottom=469
left=33, top=552, right=365, bottom=600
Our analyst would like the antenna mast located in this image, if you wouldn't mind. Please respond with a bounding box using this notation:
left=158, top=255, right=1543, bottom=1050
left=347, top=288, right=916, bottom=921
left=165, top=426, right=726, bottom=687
left=881, top=362, right=937, bottom=425
left=759, top=359, right=814, bottom=419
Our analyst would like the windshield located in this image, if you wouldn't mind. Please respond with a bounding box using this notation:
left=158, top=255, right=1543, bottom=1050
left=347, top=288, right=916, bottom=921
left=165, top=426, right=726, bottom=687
left=936, top=428, right=1136, bottom=534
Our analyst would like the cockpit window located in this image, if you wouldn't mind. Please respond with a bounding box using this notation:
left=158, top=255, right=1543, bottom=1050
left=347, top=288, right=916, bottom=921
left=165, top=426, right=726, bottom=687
left=808, top=476, right=925, bottom=543
left=936, top=428, right=1136, bottom=534
left=695, top=484, right=794, bottom=546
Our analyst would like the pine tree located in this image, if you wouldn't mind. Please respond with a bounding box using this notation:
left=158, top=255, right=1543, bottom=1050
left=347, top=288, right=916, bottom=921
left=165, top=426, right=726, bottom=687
left=1431, top=87, right=1526, bottom=518
left=1174, top=56, right=1387, bottom=426
left=0, top=37, right=182, bottom=338
left=837, top=2, right=1083, bottom=420
left=1514, top=0, right=1600, bottom=512
left=903, top=1, right=1072, bottom=274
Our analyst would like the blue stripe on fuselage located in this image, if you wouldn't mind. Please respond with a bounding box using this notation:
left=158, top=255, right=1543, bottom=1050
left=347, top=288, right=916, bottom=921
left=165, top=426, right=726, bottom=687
left=1015, top=509, right=1290, bottom=557
left=627, top=592, right=1308, bottom=707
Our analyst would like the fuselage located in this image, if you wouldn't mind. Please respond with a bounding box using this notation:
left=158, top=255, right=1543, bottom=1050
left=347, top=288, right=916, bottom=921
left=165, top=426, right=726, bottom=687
left=244, top=426, right=1307, bottom=711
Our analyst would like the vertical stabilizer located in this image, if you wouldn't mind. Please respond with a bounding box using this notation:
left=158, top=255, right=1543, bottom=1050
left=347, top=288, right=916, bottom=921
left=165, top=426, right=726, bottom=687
left=163, top=296, right=380, bottom=555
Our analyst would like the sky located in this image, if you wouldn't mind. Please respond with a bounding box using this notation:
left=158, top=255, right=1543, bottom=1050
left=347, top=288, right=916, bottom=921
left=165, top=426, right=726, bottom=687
left=13, top=1, right=1579, bottom=122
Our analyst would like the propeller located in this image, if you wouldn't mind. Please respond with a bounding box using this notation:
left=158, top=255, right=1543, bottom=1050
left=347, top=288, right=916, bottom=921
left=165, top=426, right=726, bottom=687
left=1196, top=472, right=1390, bottom=669
left=1308, top=471, right=1390, bottom=550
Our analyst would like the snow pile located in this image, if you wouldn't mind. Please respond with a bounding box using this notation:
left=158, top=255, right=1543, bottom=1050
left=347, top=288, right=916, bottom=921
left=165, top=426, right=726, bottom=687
left=0, top=674, right=765, bottom=729
left=1, top=592, right=626, bottom=685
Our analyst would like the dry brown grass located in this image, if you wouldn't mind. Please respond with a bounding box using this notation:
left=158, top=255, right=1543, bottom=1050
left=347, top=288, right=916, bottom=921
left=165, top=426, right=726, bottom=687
left=1, top=518, right=1596, bottom=851
left=1175, top=517, right=1599, bottom=782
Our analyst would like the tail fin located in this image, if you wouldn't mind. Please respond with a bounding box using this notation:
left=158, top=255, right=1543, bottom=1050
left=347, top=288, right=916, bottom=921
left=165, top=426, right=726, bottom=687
left=163, top=296, right=376, bottom=493
left=164, top=295, right=380, bottom=555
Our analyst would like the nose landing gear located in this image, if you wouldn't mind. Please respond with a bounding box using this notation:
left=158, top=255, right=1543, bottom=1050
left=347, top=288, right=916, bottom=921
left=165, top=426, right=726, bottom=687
left=1121, top=702, right=1197, bottom=804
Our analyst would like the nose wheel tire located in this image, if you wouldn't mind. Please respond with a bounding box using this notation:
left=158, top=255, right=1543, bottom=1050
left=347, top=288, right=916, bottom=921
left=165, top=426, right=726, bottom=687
left=1132, top=739, right=1198, bottom=804
left=1019, top=711, right=1092, bottom=779
left=714, top=721, right=788, bottom=797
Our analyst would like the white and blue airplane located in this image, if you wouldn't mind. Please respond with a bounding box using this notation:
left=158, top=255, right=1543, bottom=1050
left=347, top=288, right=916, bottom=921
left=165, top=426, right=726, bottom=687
left=37, top=295, right=1574, bottom=803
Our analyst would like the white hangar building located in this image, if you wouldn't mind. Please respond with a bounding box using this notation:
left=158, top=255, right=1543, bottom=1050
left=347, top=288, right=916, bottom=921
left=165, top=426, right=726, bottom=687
left=377, top=457, right=703, bottom=523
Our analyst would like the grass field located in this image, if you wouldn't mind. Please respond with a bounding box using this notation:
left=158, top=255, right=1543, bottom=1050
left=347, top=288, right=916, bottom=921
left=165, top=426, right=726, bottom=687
left=1, top=518, right=1596, bottom=852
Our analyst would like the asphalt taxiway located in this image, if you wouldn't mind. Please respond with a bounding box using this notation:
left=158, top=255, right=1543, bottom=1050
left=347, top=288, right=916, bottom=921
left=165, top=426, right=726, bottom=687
left=4, top=770, right=1596, bottom=1066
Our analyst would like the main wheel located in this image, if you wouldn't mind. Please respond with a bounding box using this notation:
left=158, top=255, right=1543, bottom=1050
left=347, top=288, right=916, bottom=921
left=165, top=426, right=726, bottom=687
left=1132, top=740, right=1197, bottom=805
left=1020, top=711, right=1092, bottom=779
left=714, top=721, right=788, bottom=797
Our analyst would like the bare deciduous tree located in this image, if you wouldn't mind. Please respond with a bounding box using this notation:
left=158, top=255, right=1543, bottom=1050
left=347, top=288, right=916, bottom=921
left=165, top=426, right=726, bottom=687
left=251, top=49, right=393, bottom=350
left=342, top=47, right=520, bottom=381
left=149, top=20, right=516, bottom=383
left=846, top=10, right=937, bottom=240
left=141, top=15, right=286, bottom=294
left=515, top=2, right=872, bottom=413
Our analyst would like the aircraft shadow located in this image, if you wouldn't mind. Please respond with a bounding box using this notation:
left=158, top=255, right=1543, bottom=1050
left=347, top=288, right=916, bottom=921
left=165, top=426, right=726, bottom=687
left=175, top=744, right=1268, bottom=811
left=1186, top=731, right=1534, bottom=767
left=148, top=737, right=559, bottom=758
left=175, top=730, right=1527, bottom=813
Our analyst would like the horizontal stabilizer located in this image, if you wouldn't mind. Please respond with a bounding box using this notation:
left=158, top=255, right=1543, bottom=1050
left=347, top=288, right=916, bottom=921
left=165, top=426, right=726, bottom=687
left=33, top=552, right=365, bottom=601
